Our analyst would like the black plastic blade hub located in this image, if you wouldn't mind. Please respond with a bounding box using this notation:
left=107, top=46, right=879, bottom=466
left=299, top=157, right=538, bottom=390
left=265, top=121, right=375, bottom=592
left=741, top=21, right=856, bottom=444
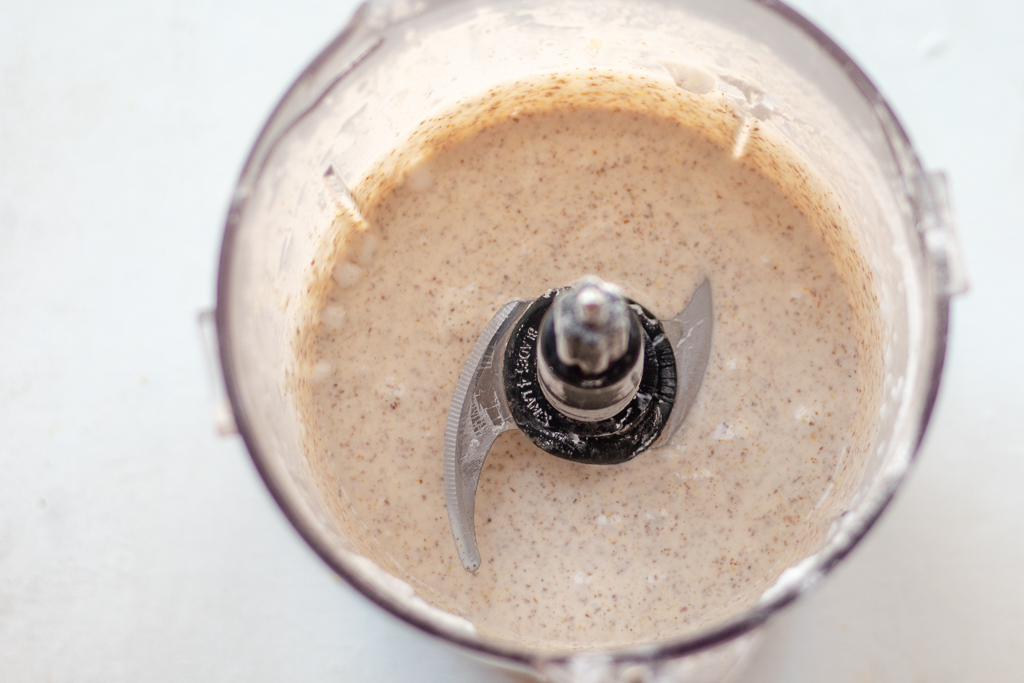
left=502, top=289, right=677, bottom=464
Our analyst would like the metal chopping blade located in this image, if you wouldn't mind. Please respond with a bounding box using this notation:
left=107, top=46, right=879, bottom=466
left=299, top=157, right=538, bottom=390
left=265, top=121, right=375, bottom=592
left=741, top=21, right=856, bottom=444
left=443, top=280, right=713, bottom=572
left=651, top=279, right=713, bottom=449
left=442, top=299, right=530, bottom=572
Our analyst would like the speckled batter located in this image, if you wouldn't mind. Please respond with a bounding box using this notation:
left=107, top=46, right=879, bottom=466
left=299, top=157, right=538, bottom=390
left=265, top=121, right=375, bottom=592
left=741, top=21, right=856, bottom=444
left=301, top=72, right=878, bottom=650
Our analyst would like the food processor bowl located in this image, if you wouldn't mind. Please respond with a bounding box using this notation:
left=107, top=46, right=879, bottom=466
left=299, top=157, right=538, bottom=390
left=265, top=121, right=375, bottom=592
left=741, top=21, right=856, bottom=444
left=214, top=0, right=965, bottom=679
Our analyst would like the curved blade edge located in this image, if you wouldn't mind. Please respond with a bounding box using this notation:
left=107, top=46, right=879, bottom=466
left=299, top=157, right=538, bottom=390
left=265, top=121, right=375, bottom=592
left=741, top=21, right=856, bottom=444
left=653, top=279, right=713, bottom=448
left=443, top=300, right=530, bottom=572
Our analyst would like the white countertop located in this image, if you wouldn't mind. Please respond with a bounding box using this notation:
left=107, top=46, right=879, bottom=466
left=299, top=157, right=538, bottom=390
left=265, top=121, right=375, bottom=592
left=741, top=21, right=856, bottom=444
left=1, top=0, right=1021, bottom=680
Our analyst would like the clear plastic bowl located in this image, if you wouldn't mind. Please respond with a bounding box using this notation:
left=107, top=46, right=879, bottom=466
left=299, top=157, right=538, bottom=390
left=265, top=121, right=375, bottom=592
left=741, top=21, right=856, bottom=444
left=215, top=0, right=964, bottom=679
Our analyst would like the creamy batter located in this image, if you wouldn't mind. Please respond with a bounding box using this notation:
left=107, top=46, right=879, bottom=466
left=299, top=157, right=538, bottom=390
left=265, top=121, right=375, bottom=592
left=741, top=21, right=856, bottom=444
left=299, top=72, right=880, bottom=650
